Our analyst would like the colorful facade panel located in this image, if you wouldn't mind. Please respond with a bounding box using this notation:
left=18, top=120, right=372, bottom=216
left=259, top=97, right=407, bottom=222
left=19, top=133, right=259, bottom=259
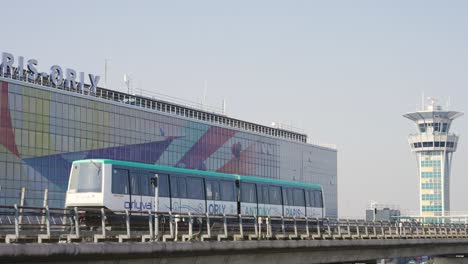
left=0, top=80, right=337, bottom=216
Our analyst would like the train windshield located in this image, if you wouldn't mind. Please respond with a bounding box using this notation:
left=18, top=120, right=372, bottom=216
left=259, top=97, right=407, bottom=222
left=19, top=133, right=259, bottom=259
left=68, top=162, right=102, bottom=193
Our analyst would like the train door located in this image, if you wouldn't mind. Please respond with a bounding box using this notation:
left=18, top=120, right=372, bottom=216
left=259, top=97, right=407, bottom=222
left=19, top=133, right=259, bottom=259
left=129, top=171, right=144, bottom=216
left=240, top=182, right=257, bottom=216
left=282, top=187, right=305, bottom=217
left=155, top=174, right=171, bottom=212
left=185, top=177, right=205, bottom=214
left=306, top=190, right=322, bottom=218
left=257, top=184, right=268, bottom=216
left=219, top=180, right=237, bottom=215
left=268, top=185, right=283, bottom=216
left=206, top=179, right=220, bottom=214
left=314, top=190, right=324, bottom=218
left=135, top=172, right=155, bottom=213
left=110, top=168, right=131, bottom=211
left=170, top=175, right=182, bottom=213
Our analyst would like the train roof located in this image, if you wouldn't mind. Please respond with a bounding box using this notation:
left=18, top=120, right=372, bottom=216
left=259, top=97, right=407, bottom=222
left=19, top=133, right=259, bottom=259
left=73, top=159, right=321, bottom=189
left=236, top=175, right=321, bottom=189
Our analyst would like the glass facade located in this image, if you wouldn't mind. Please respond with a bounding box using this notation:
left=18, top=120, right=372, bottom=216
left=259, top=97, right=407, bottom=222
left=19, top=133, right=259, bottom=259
left=419, top=151, right=443, bottom=216
left=0, top=80, right=338, bottom=216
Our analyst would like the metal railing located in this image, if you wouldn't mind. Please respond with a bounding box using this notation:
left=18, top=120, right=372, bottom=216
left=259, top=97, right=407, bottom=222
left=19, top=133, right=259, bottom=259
left=0, top=205, right=466, bottom=244
left=0, top=74, right=309, bottom=144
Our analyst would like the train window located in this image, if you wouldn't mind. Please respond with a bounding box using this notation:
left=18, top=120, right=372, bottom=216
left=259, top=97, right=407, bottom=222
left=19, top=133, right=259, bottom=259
left=262, top=186, right=269, bottom=204
left=282, top=188, right=288, bottom=205
left=130, top=172, right=141, bottom=195
left=140, top=174, right=151, bottom=196
left=257, top=185, right=263, bottom=204
left=206, top=180, right=220, bottom=200
left=305, top=191, right=310, bottom=207
left=269, top=186, right=282, bottom=205
left=177, top=178, right=187, bottom=198
left=206, top=181, right=213, bottom=200
left=308, top=191, right=315, bottom=207
left=220, top=180, right=236, bottom=201
left=314, top=191, right=323, bottom=207
left=240, top=182, right=257, bottom=203
left=112, top=169, right=129, bottom=195
left=158, top=174, right=169, bottom=197
left=287, top=189, right=293, bottom=206
left=187, top=177, right=204, bottom=200
left=69, top=162, right=102, bottom=193
left=170, top=176, right=178, bottom=198
left=293, top=189, right=305, bottom=206
left=282, top=188, right=293, bottom=206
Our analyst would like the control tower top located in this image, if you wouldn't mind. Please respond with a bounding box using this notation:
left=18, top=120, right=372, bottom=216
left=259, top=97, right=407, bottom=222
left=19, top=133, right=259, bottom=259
left=403, top=97, right=463, bottom=123
left=403, top=97, right=463, bottom=153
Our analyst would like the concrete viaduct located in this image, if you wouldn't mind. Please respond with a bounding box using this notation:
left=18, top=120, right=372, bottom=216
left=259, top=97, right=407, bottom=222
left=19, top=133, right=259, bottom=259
left=1, top=239, right=468, bottom=264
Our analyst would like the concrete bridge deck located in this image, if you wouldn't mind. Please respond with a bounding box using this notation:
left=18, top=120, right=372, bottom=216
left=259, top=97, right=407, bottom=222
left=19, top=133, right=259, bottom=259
left=2, top=238, right=468, bottom=264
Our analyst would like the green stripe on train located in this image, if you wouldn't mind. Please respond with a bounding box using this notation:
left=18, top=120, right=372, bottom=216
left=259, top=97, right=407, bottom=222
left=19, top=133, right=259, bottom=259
left=73, top=159, right=321, bottom=189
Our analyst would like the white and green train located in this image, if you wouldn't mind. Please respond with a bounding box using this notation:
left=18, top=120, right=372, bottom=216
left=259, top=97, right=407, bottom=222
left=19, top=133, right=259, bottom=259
left=65, top=159, right=324, bottom=218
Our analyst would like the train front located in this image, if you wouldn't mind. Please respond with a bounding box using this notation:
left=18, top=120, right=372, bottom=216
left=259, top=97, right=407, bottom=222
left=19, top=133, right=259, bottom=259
left=65, top=160, right=105, bottom=208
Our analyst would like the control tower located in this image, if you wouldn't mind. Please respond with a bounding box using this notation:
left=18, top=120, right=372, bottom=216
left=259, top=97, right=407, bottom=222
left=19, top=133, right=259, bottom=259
left=403, top=98, right=463, bottom=217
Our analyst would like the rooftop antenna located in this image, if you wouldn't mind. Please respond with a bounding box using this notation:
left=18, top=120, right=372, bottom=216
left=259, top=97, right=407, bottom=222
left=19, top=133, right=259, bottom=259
left=104, top=59, right=108, bottom=89
left=222, top=99, right=226, bottom=115
left=124, top=73, right=131, bottom=94
left=421, top=91, right=425, bottom=110
left=202, top=80, right=208, bottom=110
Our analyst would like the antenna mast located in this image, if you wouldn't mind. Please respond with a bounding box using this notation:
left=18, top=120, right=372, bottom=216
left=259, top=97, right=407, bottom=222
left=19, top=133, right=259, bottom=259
left=104, top=59, right=108, bottom=88
left=202, top=80, right=208, bottom=110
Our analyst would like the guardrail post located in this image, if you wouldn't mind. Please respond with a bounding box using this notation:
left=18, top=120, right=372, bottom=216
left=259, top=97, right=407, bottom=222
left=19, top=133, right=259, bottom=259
left=67, top=207, right=81, bottom=243
left=201, top=213, right=211, bottom=241
left=258, top=216, right=262, bottom=239
left=217, top=214, right=228, bottom=241
left=118, top=210, right=131, bottom=243
left=148, top=210, right=153, bottom=240
left=254, top=215, right=259, bottom=239
left=5, top=204, right=19, bottom=244
left=40, top=189, right=48, bottom=231
left=46, top=206, right=50, bottom=237
left=275, top=216, right=287, bottom=240
left=162, top=211, right=174, bottom=242
left=6, top=204, right=20, bottom=243
left=38, top=206, right=51, bottom=243
left=142, top=210, right=153, bottom=242
left=188, top=213, right=193, bottom=239
left=182, top=212, right=193, bottom=241
left=288, top=216, right=298, bottom=240
left=101, top=208, right=106, bottom=237
left=18, top=188, right=25, bottom=227
left=74, top=207, right=80, bottom=238
left=93, top=208, right=107, bottom=243
left=155, top=212, right=159, bottom=240
left=301, top=217, right=309, bottom=239
left=281, top=216, right=285, bottom=236
left=266, top=216, right=272, bottom=239
left=234, top=214, right=243, bottom=241
left=14, top=204, right=19, bottom=238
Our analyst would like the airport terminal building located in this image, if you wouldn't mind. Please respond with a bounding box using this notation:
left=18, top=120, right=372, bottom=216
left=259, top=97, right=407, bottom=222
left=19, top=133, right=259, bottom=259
left=0, top=52, right=338, bottom=216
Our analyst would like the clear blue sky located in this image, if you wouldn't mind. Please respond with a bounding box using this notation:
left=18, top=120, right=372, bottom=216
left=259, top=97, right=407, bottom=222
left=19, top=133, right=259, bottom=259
left=3, top=0, right=468, bottom=217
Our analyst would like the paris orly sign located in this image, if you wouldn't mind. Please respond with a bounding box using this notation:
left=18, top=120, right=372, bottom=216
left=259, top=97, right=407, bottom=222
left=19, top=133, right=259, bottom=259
left=0, top=51, right=100, bottom=93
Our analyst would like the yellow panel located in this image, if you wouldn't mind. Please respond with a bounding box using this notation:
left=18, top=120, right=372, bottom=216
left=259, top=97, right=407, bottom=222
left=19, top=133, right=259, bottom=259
left=421, top=189, right=434, bottom=194
left=420, top=167, right=434, bottom=172
left=421, top=200, right=432, bottom=206
left=422, top=212, right=434, bottom=217
left=421, top=178, right=432, bottom=183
